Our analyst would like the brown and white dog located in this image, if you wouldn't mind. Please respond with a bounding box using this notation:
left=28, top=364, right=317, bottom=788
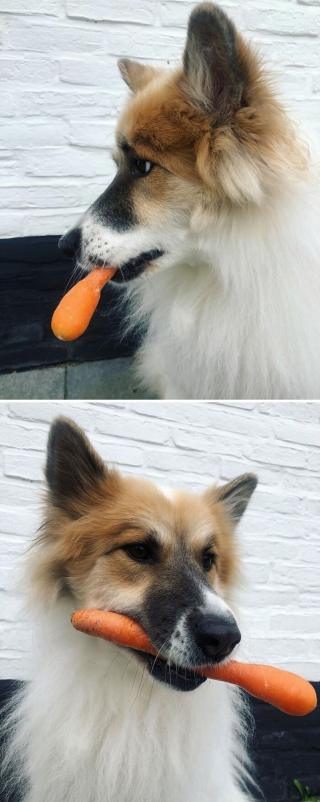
left=5, top=417, right=258, bottom=802
left=59, top=2, right=320, bottom=400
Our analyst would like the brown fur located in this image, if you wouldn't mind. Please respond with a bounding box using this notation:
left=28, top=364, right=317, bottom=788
left=30, top=419, right=256, bottom=613
left=115, top=3, right=308, bottom=212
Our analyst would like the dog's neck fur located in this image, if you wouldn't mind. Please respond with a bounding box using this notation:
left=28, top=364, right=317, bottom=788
left=8, top=597, right=252, bottom=802
left=129, top=174, right=320, bottom=399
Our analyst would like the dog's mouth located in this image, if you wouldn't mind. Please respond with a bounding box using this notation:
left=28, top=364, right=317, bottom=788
left=88, top=248, right=165, bottom=283
left=133, top=649, right=207, bottom=692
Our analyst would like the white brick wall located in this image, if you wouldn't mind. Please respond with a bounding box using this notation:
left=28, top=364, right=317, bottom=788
left=0, top=400, right=320, bottom=680
left=0, top=0, right=320, bottom=237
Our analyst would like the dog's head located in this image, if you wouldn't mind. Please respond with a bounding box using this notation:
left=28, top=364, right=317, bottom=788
left=34, top=417, right=257, bottom=692
left=59, top=2, right=296, bottom=282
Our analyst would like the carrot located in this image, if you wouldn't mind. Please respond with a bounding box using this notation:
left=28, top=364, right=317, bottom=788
left=51, top=266, right=117, bottom=341
left=71, top=610, right=317, bottom=716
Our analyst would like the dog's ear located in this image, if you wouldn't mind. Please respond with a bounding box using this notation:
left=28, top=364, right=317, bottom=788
left=45, top=417, right=108, bottom=518
left=118, top=58, right=160, bottom=93
left=182, top=3, right=244, bottom=113
left=214, top=473, right=258, bottom=525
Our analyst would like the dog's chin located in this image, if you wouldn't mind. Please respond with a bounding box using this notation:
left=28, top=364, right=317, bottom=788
left=133, top=650, right=207, bottom=692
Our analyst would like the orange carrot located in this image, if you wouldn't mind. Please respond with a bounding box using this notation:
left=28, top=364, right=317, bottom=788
left=71, top=610, right=317, bottom=716
left=51, top=266, right=117, bottom=341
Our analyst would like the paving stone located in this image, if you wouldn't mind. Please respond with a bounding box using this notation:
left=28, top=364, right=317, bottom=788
left=0, top=366, right=65, bottom=399
left=66, top=358, right=158, bottom=400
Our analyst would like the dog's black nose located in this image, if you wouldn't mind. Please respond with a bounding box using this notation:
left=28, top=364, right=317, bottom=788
left=192, top=614, right=241, bottom=661
left=58, top=228, right=81, bottom=259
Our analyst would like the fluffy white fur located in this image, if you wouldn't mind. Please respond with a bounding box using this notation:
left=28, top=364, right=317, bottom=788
left=126, top=174, right=320, bottom=400
left=4, top=596, right=254, bottom=802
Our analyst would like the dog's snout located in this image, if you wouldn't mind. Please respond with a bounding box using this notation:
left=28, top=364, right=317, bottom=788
left=58, top=228, right=81, bottom=259
left=192, top=614, right=241, bottom=661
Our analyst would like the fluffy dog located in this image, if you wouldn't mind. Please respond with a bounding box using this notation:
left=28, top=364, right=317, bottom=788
left=59, top=2, right=320, bottom=400
left=4, top=417, right=258, bottom=802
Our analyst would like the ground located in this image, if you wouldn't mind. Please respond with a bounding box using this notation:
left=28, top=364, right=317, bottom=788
left=0, top=358, right=157, bottom=400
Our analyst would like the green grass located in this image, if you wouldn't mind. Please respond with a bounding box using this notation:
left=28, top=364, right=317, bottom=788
left=293, top=779, right=319, bottom=802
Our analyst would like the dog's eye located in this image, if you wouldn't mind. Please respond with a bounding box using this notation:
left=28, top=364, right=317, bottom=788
left=202, top=552, right=215, bottom=572
left=125, top=542, right=155, bottom=563
left=129, top=158, right=153, bottom=178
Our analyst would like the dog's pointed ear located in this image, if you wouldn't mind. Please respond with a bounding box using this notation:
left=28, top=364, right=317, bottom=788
left=214, top=473, right=258, bottom=525
left=182, top=3, right=244, bottom=112
left=45, top=417, right=108, bottom=518
left=118, top=58, right=160, bottom=93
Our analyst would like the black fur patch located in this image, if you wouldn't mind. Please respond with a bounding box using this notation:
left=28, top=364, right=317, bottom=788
left=136, top=650, right=207, bottom=692
left=46, top=417, right=106, bottom=515
left=138, top=551, right=205, bottom=650
left=92, top=169, right=138, bottom=232
left=183, top=3, right=244, bottom=109
left=112, top=248, right=165, bottom=283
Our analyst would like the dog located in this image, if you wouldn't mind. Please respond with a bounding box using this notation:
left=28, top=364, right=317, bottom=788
left=4, top=417, right=258, bottom=802
left=58, top=1, right=320, bottom=400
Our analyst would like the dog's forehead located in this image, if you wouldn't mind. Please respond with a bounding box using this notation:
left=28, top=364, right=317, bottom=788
left=118, top=476, right=218, bottom=549
left=116, top=71, right=205, bottom=164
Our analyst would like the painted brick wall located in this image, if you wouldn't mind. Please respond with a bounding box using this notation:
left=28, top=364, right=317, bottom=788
left=1, top=0, right=320, bottom=237
left=0, top=400, right=319, bottom=680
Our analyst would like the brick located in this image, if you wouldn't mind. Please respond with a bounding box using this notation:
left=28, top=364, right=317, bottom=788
left=0, top=209, right=82, bottom=238
left=270, top=612, right=320, bottom=633
left=5, top=21, right=103, bottom=54
left=272, top=562, right=320, bottom=588
left=0, top=622, right=32, bottom=652
left=68, top=120, right=116, bottom=149
left=220, top=457, right=280, bottom=487
left=244, top=8, right=320, bottom=36
left=8, top=401, right=94, bottom=429
left=0, top=480, right=41, bottom=506
left=90, top=438, right=143, bottom=467
left=95, top=411, right=171, bottom=445
left=26, top=147, right=114, bottom=178
left=244, top=442, right=307, bottom=469
left=1, top=506, right=40, bottom=537
left=0, top=0, right=60, bottom=12
left=258, top=402, right=320, bottom=423
left=4, top=451, right=45, bottom=482
left=274, top=418, right=320, bottom=448
left=244, top=560, right=270, bottom=585
left=172, top=427, right=244, bottom=457
left=0, top=591, right=26, bottom=622
left=253, top=489, right=303, bottom=515
left=277, top=70, right=312, bottom=101
left=282, top=470, right=320, bottom=494
left=0, top=121, right=67, bottom=150
left=0, top=653, right=30, bottom=680
left=19, top=89, right=122, bottom=118
left=289, top=98, right=320, bottom=123
left=0, top=183, right=87, bottom=210
left=0, top=92, right=16, bottom=117
left=261, top=39, right=320, bottom=68
left=0, top=151, right=21, bottom=177
left=0, top=57, right=58, bottom=84
left=66, top=0, right=155, bottom=25
left=0, top=420, right=48, bottom=451
left=103, top=26, right=185, bottom=61
left=146, top=448, right=218, bottom=475
left=59, top=57, right=123, bottom=90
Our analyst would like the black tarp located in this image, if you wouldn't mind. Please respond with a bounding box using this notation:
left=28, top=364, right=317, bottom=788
left=0, top=236, right=139, bottom=374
